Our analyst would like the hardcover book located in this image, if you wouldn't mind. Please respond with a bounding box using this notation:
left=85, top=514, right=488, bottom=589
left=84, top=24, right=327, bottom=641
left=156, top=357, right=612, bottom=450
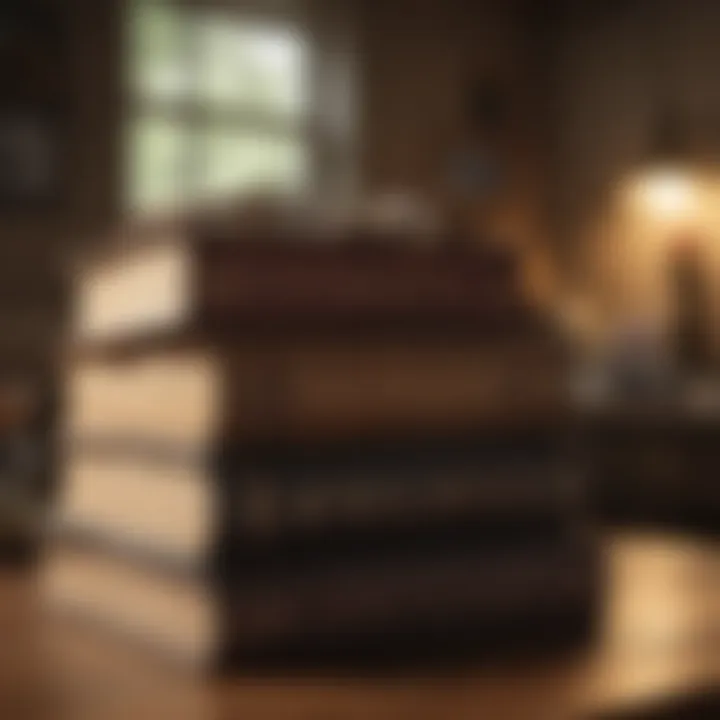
left=43, top=530, right=598, bottom=667
left=72, top=221, right=532, bottom=345
left=55, top=430, right=579, bottom=567
left=63, top=341, right=567, bottom=447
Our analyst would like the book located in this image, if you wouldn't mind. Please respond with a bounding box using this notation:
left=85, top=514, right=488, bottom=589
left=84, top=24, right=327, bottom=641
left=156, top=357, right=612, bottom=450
left=43, top=530, right=598, bottom=667
left=72, top=225, right=532, bottom=345
left=55, top=430, right=579, bottom=566
left=43, top=542, right=219, bottom=666
left=63, top=341, right=567, bottom=447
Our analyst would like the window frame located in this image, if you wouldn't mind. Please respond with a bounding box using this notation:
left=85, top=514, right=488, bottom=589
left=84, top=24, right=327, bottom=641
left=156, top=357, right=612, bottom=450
left=123, top=0, right=315, bottom=214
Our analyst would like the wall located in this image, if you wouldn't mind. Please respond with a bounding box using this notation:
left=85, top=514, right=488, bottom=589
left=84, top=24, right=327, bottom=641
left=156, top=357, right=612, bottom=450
left=0, top=0, right=122, bottom=376
left=551, top=0, right=720, bottom=346
left=359, top=0, right=555, bottom=293
left=1, top=0, right=122, bottom=257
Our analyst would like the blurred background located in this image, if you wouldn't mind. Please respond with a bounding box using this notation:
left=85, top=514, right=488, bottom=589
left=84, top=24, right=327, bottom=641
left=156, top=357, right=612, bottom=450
left=0, top=1, right=718, bottom=719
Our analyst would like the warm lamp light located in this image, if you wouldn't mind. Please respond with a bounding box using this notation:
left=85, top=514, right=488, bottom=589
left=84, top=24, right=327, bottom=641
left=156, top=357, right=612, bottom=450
left=631, top=102, right=697, bottom=220
left=636, top=169, right=695, bottom=220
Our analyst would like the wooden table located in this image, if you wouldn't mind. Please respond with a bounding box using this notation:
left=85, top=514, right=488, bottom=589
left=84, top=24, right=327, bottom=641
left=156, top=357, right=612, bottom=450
left=0, top=532, right=717, bottom=720
left=584, top=404, right=720, bottom=525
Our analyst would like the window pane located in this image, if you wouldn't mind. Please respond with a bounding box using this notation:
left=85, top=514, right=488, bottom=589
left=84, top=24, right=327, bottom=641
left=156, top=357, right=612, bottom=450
left=126, top=5, right=314, bottom=214
left=127, top=116, right=192, bottom=211
left=196, top=130, right=308, bottom=200
left=129, top=1, right=193, bottom=101
left=194, top=16, right=307, bottom=118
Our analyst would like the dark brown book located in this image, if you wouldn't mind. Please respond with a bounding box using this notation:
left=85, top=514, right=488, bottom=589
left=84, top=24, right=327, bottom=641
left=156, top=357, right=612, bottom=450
left=64, top=339, right=568, bottom=446
left=73, top=218, right=533, bottom=346
left=43, top=530, right=598, bottom=668
left=55, top=427, right=579, bottom=569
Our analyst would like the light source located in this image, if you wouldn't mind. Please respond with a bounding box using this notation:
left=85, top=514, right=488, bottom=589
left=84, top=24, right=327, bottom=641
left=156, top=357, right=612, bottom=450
left=635, top=168, right=694, bottom=220
left=633, top=5, right=696, bottom=223
left=637, top=111, right=711, bottom=375
left=636, top=106, right=697, bottom=219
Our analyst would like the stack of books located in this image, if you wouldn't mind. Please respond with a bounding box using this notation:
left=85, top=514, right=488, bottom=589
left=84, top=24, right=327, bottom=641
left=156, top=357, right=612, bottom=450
left=42, top=217, right=598, bottom=668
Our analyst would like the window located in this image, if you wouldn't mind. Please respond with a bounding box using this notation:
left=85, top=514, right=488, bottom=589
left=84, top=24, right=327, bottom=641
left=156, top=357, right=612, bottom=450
left=126, top=0, right=311, bottom=213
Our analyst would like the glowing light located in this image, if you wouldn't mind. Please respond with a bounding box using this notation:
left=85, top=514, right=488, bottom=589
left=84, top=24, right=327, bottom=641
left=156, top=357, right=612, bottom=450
left=635, top=170, right=695, bottom=220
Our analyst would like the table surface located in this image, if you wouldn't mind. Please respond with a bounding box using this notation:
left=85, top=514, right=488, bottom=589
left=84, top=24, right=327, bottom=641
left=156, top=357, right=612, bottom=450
left=0, top=531, right=718, bottom=720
